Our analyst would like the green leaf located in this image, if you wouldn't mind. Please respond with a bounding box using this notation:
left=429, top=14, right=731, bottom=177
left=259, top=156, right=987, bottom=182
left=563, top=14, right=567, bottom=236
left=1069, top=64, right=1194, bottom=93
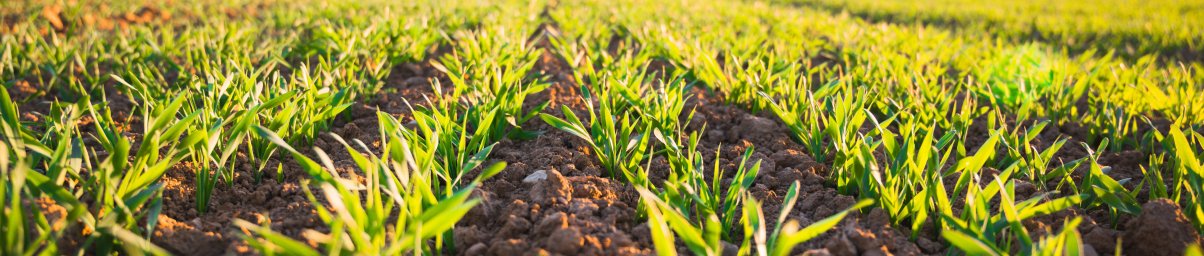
left=942, top=230, right=1001, bottom=256
left=540, top=112, right=591, bottom=142
left=473, top=162, right=507, bottom=184
left=105, top=226, right=170, bottom=256
left=772, top=199, right=872, bottom=256
left=234, top=219, right=322, bottom=256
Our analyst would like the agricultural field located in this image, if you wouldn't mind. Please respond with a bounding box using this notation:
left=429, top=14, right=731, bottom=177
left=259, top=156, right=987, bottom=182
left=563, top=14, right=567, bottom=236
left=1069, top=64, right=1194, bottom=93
left=2, top=0, right=1203, bottom=255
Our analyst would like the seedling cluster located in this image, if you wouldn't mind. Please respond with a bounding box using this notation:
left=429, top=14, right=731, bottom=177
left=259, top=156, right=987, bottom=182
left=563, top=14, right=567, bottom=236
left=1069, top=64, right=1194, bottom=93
left=2, top=0, right=1202, bottom=255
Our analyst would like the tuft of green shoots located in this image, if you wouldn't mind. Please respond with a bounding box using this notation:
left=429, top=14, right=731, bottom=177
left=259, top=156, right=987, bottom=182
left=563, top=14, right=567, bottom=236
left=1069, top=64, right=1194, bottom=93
left=240, top=121, right=505, bottom=255
left=639, top=182, right=873, bottom=256
left=540, top=83, right=652, bottom=181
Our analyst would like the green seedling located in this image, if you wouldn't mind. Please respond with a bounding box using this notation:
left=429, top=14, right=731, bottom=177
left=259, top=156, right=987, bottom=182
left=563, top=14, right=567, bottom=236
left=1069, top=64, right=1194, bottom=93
left=639, top=183, right=872, bottom=256
left=540, top=84, right=652, bottom=181
left=242, top=124, right=503, bottom=255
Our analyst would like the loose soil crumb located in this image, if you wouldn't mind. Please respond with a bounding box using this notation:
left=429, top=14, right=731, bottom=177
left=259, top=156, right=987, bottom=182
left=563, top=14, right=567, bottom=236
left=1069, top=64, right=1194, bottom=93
left=1122, top=199, right=1202, bottom=255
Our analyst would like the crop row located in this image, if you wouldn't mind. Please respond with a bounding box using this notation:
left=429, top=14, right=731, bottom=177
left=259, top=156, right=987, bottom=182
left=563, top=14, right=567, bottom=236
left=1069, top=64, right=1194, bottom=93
left=779, top=0, right=1204, bottom=62
left=549, top=0, right=1204, bottom=254
left=2, top=0, right=1203, bottom=255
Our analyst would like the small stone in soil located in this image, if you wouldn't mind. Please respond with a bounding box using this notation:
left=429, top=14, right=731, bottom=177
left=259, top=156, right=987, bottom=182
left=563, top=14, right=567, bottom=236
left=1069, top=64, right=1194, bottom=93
left=524, top=170, right=548, bottom=183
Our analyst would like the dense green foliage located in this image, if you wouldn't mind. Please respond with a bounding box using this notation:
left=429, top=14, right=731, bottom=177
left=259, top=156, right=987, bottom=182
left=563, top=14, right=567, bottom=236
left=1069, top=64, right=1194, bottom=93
left=1, top=0, right=1201, bottom=255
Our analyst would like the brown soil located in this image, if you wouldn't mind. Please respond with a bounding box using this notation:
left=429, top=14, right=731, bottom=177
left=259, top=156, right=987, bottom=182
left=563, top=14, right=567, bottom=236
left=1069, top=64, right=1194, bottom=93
left=1123, top=199, right=1201, bottom=255
left=449, top=45, right=652, bottom=255
left=156, top=158, right=327, bottom=255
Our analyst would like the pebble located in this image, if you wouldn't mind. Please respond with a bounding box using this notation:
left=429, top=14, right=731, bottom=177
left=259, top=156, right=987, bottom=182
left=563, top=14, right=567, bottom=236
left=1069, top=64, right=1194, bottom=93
left=524, top=170, right=548, bottom=183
